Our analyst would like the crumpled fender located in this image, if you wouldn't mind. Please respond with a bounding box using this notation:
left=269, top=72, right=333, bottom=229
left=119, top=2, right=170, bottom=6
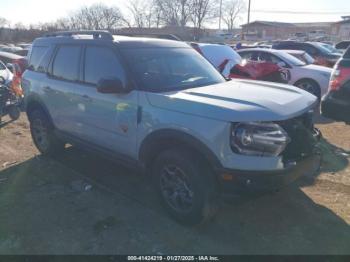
left=230, top=61, right=282, bottom=80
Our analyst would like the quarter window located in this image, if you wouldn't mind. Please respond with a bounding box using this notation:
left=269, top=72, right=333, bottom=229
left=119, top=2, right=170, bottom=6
left=52, top=45, right=81, bottom=81
left=28, top=46, right=49, bottom=72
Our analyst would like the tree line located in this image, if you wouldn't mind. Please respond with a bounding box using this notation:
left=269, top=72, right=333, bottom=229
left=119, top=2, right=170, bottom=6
left=0, top=0, right=245, bottom=42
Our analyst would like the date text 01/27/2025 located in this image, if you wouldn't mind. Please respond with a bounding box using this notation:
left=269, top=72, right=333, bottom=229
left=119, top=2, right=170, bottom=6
left=127, top=256, right=220, bottom=261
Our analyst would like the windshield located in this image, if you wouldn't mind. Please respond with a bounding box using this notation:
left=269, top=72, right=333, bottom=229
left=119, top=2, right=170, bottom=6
left=123, top=47, right=225, bottom=92
left=277, top=51, right=306, bottom=66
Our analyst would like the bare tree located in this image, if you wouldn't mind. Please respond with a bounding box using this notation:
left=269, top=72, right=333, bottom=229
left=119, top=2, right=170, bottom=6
left=127, top=0, right=150, bottom=28
left=222, top=0, right=245, bottom=32
left=0, top=17, right=10, bottom=28
left=190, top=0, right=217, bottom=30
left=69, top=4, right=125, bottom=30
left=55, top=18, right=72, bottom=30
left=155, top=0, right=191, bottom=27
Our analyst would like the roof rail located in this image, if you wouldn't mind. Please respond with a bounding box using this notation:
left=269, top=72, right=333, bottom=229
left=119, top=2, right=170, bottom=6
left=117, top=33, right=182, bottom=41
left=43, top=30, right=114, bottom=41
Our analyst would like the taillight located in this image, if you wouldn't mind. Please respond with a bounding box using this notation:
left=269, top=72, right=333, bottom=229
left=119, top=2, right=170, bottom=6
left=329, top=64, right=342, bottom=91
left=11, top=75, right=23, bottom=97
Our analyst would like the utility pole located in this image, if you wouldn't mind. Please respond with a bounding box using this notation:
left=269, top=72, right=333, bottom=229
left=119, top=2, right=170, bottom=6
left=243, top=0, right=251, bottom=40
left=247, top=0, right=251, bottom=24
left=219, top=0, right=223, bottom=30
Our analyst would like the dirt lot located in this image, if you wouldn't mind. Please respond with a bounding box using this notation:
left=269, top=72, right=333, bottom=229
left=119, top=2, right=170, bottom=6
left=0, top=114, right=349, bottom=254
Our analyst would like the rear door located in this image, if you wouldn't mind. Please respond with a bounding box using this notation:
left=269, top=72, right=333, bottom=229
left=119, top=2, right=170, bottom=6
left=45, top=44, right=85, bottom=136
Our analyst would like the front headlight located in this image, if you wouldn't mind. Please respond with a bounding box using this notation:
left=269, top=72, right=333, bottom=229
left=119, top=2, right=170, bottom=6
left=231, top=122, right=290, bottom=157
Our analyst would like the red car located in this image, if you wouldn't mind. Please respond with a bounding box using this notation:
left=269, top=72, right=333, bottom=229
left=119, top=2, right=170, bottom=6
left=191, top=43, right=289, bottom=83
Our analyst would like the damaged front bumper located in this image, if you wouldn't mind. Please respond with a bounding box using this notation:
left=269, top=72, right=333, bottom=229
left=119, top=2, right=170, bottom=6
left=219, top=127, right=322, bottom=194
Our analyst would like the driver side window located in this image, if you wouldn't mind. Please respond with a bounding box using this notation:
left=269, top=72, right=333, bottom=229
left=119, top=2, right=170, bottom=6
left=84, top=46, right=126, bottom=86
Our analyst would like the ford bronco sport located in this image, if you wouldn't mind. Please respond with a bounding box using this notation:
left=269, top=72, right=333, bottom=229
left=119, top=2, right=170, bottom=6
left=22, top=31, right=321, bottom=225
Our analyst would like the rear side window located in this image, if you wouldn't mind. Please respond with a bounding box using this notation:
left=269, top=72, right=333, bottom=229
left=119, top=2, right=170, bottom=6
left=52, top=45, right=81, bottom=81
left=28, top=46, right=49, bottom=72
left=84, top=46, right=126, bottom=86
left=344, top=47, right=350, bottom=59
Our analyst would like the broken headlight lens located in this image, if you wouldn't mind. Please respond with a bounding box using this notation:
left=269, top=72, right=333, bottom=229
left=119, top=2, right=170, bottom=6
left=231, top=122, right=291, bottom=157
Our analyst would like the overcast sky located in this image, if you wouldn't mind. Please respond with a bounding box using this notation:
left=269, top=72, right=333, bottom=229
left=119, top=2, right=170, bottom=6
left=1, top=0, right=350, bottom=27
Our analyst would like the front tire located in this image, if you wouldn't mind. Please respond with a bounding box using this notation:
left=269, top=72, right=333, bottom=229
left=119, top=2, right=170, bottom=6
left=153, top=148, right=219, bottom=226
left=295, top=79, right=321, bottom=99
left=29, top=110, right=65, bottom=156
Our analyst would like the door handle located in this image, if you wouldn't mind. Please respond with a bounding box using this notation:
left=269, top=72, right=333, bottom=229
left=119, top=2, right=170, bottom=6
left=81, top=94, right=92, bottom=102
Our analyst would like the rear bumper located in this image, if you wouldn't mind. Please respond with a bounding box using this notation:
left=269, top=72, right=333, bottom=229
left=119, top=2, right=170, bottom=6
left=322, top=92, right=350, bottom=123
left=217, top=154, right=321, bottom=194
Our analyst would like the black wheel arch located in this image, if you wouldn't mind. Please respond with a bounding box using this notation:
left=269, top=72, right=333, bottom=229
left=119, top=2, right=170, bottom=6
left=26, top=95, right=54, bottom=126
left=139, top=129, right=223, bottom=171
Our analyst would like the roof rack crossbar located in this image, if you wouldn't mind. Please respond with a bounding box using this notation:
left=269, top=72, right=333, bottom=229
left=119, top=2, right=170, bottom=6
left=44, top=30, right=113, bottom=40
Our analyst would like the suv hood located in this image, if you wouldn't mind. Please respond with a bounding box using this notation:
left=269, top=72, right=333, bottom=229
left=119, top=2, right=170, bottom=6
left=146, top=80, right=317, bottom=122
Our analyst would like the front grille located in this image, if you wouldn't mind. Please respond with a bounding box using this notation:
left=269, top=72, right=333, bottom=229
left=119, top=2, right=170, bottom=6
left=277, top=111, right=318, bottom=162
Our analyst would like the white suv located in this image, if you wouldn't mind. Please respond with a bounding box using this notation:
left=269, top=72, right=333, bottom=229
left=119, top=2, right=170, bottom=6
left=22, top=31, right=321, bottom=225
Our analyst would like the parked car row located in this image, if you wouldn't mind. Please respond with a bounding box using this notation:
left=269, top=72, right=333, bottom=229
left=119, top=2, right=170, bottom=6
left=272, top=41, right=341, bottom=67
left=0, top=42, right=31, bottom=57
left=189, top=41, right=332, bottom=99
left=237, top=48, right=332, bottom=99
left=191, top=43, right=289, bottom=84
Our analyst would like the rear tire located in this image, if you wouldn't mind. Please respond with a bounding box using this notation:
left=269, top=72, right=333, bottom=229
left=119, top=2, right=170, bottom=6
left=29, top=110, right=65, bottom=156
left=152, top=148, right=219, bottom=226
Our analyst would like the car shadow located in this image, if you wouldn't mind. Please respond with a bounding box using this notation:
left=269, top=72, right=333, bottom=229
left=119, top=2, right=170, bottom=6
left=0, top=148, right=349, bottom=254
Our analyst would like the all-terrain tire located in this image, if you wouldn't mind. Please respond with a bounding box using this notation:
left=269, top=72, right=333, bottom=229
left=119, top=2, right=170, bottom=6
left=152, top=147, right=219, bottom=226
left=28, top=110, right=65, bottom=156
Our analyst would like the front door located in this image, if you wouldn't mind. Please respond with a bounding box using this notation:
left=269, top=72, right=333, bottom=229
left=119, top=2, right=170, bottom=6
left=77, top=45, right=138, bottom=158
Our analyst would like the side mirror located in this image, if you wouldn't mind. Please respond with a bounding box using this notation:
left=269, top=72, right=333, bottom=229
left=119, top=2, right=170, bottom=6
left=97, top=78, right=126, bottom=94
left=0, top=76, right=5, bottom=85
left=6, top=63, right=14, bottom=73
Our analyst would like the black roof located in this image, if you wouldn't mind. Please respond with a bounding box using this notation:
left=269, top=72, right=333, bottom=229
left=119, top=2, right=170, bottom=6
left=34, top=30, right=189, bottom=49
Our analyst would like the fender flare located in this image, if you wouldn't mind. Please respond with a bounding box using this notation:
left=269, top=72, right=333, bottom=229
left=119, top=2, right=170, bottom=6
left=25, top=94, right=54, bottom=125
left=139, top=129, right=223, bottom=170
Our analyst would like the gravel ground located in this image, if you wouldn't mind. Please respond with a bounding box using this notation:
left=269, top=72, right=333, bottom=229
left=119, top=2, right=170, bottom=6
left=0, top=114, right=349, bottom=254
